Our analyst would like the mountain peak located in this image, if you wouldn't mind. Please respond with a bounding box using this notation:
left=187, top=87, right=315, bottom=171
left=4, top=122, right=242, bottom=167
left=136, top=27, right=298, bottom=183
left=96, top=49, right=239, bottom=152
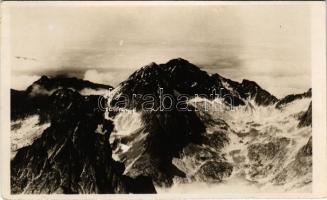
left=116, top=58, right=284, bottom=108
left=26, top=75, right=113, bottom=96
left=115, top=59, right=247, bottom=110
left=143, top=62, right=158, bottom=69
left=236, top=79, right=278, bottom=106
left=136, top=58, right=192, bottom=75
left=166, top=57, right=190, bottom=65
left=40, top=75, right=50, bottom=81
left=242, top=79, right=259, bottom=87
left=164, top=58, right=199, bottom=73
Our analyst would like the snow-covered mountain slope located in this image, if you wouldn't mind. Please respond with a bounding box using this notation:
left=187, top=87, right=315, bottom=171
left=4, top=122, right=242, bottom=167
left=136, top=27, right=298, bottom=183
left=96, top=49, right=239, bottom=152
left=108, top=95, right=311, bottom=192
left=11, top=115, right=50, bottom=159
left=107, top=97, right=311, bottom=193
left=188, top=96, right=311, bottom=191
left=11, top=58, right=312, bottom=194
left=107, top=58, right=312, bottom=192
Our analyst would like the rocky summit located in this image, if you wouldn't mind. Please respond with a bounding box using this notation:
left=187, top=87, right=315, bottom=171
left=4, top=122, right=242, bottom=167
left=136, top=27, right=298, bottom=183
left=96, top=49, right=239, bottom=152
left=108, top=58, right=312, bottom=189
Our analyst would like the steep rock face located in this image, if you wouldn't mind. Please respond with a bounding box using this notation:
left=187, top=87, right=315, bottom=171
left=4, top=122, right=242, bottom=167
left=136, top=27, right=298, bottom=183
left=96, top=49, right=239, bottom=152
left=11, top=89, right=50, bottom=121
left=110, top=59, right=236, bottom=186
left=236, top=79, right=278, bottom=106
left=272, top=137, right=312, bottom=187
left=276, top=89, right=311, bottom=109
left=298, top=102, right=312, bottom=127
left=108, top=59, right=281, bottom=186
left=112, top=103, right=207, bottom=186
left=247, top=137, right=291, bottom=180
left=11, top=89, right=156, bottom=194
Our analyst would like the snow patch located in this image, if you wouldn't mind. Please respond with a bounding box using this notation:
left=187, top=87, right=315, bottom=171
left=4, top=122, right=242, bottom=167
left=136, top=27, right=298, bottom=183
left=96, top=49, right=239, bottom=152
left=11, top=115, right=50, bottom=159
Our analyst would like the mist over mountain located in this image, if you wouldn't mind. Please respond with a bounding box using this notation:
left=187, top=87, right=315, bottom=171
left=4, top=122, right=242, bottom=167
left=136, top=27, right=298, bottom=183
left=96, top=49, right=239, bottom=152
left=11, top=58, right=312, bottom=194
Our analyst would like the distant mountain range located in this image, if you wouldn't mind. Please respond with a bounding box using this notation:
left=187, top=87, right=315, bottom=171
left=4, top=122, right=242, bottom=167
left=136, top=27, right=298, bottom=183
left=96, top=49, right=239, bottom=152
left=10, top=58, right=312, bottom=194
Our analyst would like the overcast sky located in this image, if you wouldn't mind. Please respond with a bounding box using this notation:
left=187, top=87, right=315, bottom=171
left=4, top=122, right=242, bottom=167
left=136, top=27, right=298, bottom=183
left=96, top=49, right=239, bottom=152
left=9, top=4, right=311, bottom=98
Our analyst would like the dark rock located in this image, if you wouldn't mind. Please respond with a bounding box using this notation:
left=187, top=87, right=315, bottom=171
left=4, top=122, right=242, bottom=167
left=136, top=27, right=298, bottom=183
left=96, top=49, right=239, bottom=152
left=122, top=175, right=157, bottom=194
left=194, top=161, right=233, bottom=182
left=218, top=76, right=278, bottom=106
left=26, top=75, right=112, bottom=96
left=248, top=137, right=290, bottom=162
left=11, top=89, right=156, bottom=194
left=298, top=137, right=312, bottom=157
left=119, top=109, right=206, bottom=186
left=298, top=102, right=312, bottom=127
left=11, top=76, right=112, bottom=121
left=111, top=58, right=245, bottom=109
left=272, top=137, right=312, bottom=185
left=11, top=89, right=51, bottom=121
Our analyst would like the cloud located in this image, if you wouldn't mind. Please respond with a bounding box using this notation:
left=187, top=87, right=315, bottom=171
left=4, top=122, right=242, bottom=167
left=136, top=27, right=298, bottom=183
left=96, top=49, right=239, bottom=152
left=10, top=5, right=311, bottom=96
left=83, top=69, right=130, bottom=87
left=11, top=75, right=40, bottom=90
left=83, top=69, right=104, bottom=83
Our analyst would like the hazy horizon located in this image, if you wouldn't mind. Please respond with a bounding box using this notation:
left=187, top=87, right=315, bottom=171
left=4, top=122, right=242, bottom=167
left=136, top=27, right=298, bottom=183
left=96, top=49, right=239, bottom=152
left=9, top=4, right=311, bottom=98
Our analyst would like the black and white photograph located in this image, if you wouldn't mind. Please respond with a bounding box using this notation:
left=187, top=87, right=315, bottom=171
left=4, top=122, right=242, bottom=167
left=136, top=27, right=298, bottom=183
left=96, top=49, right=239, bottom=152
left=0, top=1, right=326, bottom=198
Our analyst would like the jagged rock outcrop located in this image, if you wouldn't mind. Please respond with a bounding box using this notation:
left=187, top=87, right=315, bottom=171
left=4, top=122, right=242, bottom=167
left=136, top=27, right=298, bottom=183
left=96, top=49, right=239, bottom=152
left=219, top=77, right=279, bottom=106
left=276, top=88, right=311, bottom=109
left=11, top=89, right=156, bottom=194
left=298, top=101, right=312, bottom=127
left=236, top=79, right=278, bottom=106
left=272, top=137, right=312, bottom=187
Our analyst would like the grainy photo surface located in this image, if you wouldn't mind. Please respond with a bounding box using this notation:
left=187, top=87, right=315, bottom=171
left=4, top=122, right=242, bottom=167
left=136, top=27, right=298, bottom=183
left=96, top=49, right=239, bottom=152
left=1, top=2, right=326, bottom=198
